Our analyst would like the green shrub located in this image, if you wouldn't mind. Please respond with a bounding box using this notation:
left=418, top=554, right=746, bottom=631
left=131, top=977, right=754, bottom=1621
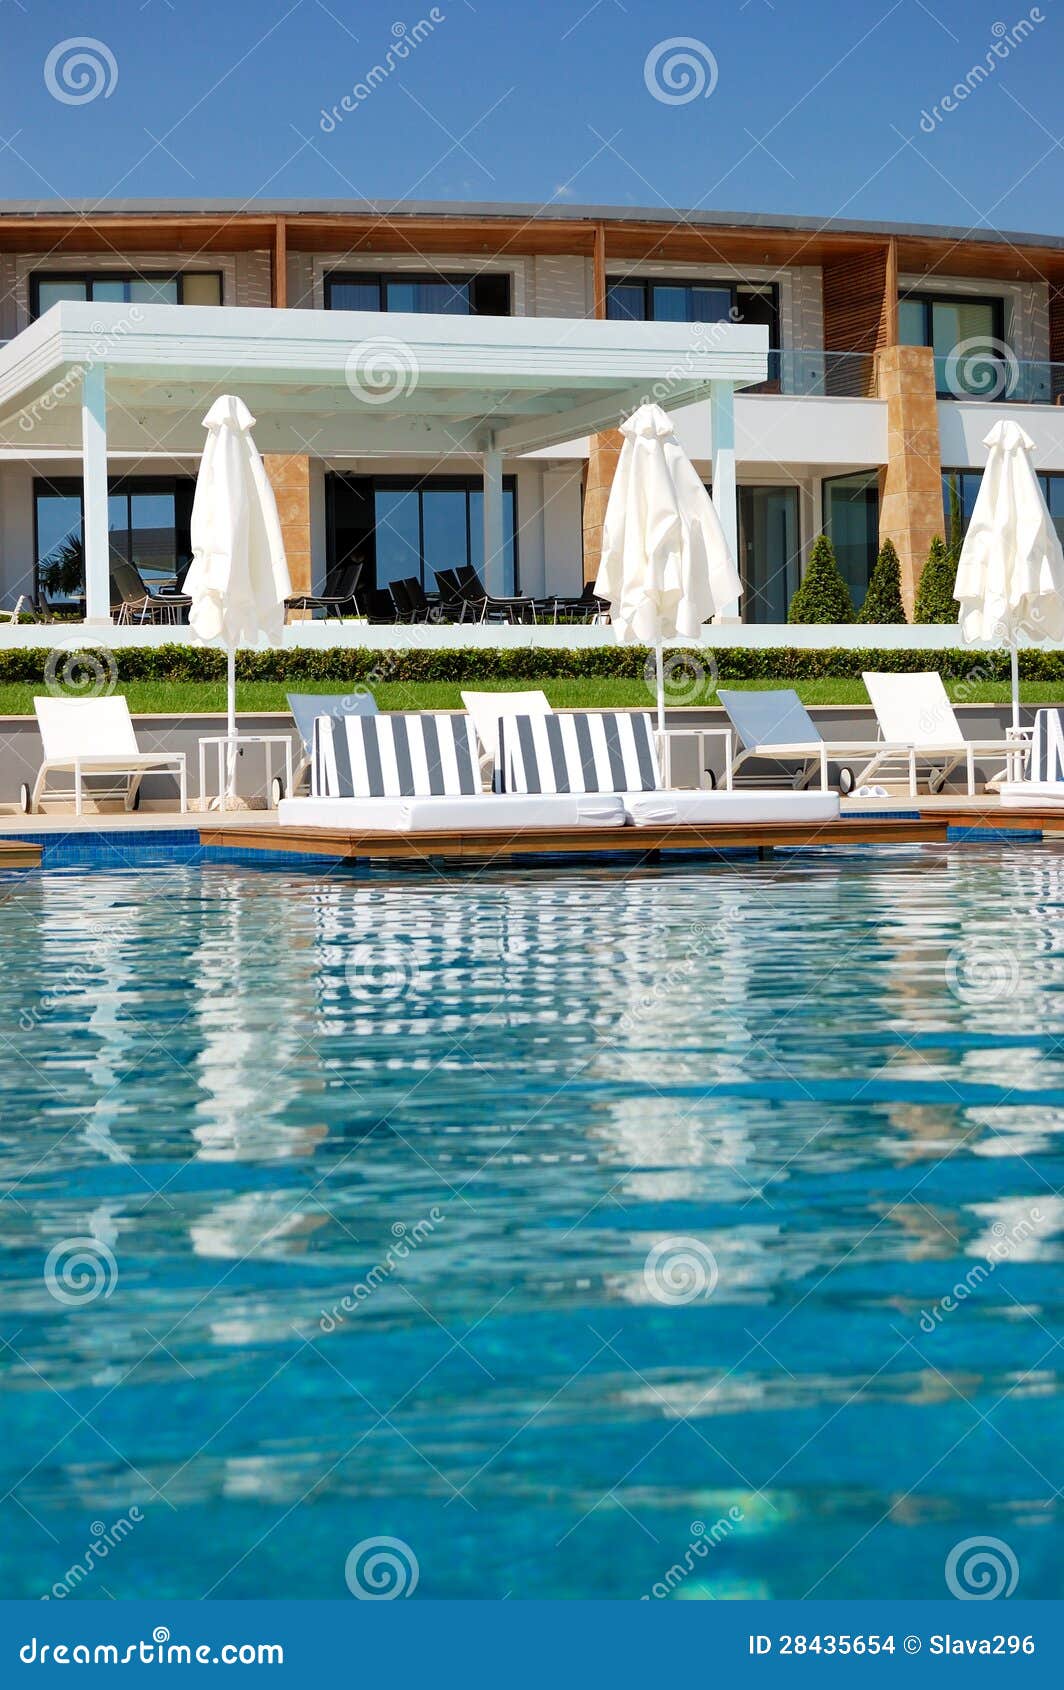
left=2, top=642, right=1060, bottom=686
left=787, top=534, right=854, bottom=624
left=856, top=538, right=906, bottom=624
left=914, top=535, right=959, bottom=624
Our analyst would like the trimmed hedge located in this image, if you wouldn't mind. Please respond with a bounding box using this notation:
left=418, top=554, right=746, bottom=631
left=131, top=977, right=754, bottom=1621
left=5, top=643, right=1064, bottom=683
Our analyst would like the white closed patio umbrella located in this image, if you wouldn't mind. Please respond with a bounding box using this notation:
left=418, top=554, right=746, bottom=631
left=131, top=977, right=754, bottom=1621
left=594, top=403, right=741, bottom=731
left=183, top=396, right=291, bottom=804
left=955, top=419, right=1064, bottom=731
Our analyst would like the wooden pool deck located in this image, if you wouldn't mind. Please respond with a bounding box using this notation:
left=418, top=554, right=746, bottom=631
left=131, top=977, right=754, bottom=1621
left=198, top=812, right=949, bottom=863
left=0, top=837, right=41, bottom=868
left=1, top=795, right=1061, bottom=872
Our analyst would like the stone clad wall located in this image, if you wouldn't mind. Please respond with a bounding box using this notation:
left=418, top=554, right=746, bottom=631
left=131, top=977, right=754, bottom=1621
left=876, top=345, right=943, bottom=617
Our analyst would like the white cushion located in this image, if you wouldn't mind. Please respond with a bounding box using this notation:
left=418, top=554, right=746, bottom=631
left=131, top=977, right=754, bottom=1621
left=1000, top=782, right=1064, bottom=806
left=277, top=793, right=626, bottom=832
left=624, top=790, right=841, bottom=826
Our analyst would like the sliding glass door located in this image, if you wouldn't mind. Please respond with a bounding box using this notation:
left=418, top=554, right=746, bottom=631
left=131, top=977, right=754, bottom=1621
left=738, top=486, right=800, bottom=622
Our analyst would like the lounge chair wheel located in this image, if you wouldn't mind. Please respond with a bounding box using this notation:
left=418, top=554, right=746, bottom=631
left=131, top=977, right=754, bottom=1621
left=18, top=782, right=30, bottom=814
left=270, top=775, right=285, bottom=807
left=929, top=767, right=947, bottom=794
left=837, top=766, right=855, bottom=795
left=130, top=785, right=142, bottom=811
left=703, top=768, right=717, bottom=790
left=791, top=768, right=807, bottom=790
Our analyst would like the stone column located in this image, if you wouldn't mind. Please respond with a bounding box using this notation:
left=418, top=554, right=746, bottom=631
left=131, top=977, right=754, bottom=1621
left=263, top=454, right=312, bottom=610
left=875, top=345, right=943, bottom=618
left=582, top=428, right=622, bottom=585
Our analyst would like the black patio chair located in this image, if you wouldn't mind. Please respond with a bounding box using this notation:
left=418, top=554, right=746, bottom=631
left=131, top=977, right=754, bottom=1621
left=286, top=558, right=365, bottom=621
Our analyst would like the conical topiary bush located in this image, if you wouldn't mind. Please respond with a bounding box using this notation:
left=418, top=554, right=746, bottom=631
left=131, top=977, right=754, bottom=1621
left=914, top=535, right=959, bottom=624
left=787, top=533, right=854, bottom=624
left=857, top=537, right=907, bottom=624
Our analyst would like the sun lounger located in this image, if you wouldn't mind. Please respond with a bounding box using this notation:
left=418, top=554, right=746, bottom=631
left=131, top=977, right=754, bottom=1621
left=282, top=690, right=378, bottom=801
left=862, top=672, right=1018, bottom=795
left=717, top=688, right=907, bottom=794
left=497, top=709, right=840, bottom=825
left=24, top=696, right=187, bottom=815
left=1001, top=708, right=1061, bottom=804
left=460, top=688, right=552, bottom=788
left=276, top=711, right=625, bottom=830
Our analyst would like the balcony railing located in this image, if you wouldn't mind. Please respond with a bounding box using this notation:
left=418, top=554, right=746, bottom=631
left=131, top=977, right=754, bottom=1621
left=738, top=350, right=876, bottom=399
left=933, top=352, right=1064, bottom=405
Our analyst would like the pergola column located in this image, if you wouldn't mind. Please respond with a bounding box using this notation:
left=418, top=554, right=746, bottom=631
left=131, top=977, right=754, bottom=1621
left=81, top=364, right=111, bottom=624
left=481, top=443, right=505, bottom=596
left=710, top=380, right=740, bottom=623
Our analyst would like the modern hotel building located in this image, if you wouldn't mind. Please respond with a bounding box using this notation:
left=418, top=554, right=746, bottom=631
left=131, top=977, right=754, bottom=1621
left=2, top=197, right=1064, bottom=624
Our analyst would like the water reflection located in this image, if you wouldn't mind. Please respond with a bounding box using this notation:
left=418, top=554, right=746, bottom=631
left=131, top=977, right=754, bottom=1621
left=0, top=848, right=1061, bottom=1598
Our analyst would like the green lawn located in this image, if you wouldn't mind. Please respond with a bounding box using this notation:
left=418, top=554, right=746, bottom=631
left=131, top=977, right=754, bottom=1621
left=1, top=677, right=1062, bottom=715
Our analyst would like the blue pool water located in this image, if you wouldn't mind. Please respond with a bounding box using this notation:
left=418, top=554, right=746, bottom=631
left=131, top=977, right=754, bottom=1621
left=0, top=847, right=1061, bottom=1601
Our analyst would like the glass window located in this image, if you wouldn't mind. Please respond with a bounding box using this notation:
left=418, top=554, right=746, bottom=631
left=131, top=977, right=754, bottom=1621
left=738, top=486, right=800, bottom=623
left=422, top=488, right=470, bottom=590
left=35, top=279, right=87, bottom=313
left=823, top=471, right=880, bottom=604
left=325, top=273, right=510, bottom=316
left=35, top=489, right=84, bottom=602
left=898, top=298, right=926, bottom=346
left=606, top=276, right=779, bottom=345
left=331, top=476, right=519, bottom=613
left=130, top=277, right=179, bottom=305
left=373, top=489, right=422, bottom=591
left=34, top=478, right=192, bottom=602
left=181, top=273, right=222, bottom=306
left=327, top=278, right=381, bottom=312
left=31, top=271, right=221, bottom=317
left=897, top=292, right=1006, bottom=396
left=944, top=468, right=1064, bottom=553
left=606, top=283, right=645, bottom=321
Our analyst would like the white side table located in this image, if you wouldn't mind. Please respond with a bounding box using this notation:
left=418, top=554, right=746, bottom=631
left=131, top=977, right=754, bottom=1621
left=655, top=726, right=734, bottom=790
left=198, top=734, right=294, bottom=810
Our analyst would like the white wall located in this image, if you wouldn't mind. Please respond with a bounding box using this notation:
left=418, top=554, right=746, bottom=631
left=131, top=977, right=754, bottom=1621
left=938, top=400, right=1064, bottom=471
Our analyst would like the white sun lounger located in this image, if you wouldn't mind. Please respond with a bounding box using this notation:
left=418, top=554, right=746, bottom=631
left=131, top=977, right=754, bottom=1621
left=25, top=696, right=187, bottom=816
left=460, top=688, right=552, bottom=788
left=276, top=710, right=626, bottom=830
left=1001, top=708, right=1063, bottom=804
left=717, top=688, right=908, bottom=794
left=498, top=709, right=840, bottom=826
left=862, top=672, right=1019, bottom=795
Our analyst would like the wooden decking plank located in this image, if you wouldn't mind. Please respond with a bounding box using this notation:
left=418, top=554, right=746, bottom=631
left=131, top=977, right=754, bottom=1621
left=199, top=815, right=949, bottom=863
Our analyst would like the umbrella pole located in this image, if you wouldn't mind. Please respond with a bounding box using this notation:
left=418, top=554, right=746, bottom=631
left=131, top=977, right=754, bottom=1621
left=226, top=646, right=237, bottom=804
left=655, top=642, right=665, bottom=736
left=1010, top=638, right=1020, bottom=734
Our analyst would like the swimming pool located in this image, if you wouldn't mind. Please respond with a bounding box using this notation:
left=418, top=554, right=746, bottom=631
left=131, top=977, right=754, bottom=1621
left=1, top=846, right=1061, bottom=1600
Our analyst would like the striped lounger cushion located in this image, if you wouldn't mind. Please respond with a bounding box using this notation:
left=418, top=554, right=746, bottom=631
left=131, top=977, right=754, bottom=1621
left=313, top=712, right=481, bottom=798
left=499, top=711, right=661, bottom=794
left=1031, top=710, right=1064, bottom=782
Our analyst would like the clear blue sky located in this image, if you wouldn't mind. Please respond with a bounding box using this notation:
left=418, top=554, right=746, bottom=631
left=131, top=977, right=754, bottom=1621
left=1, top=0, right=1061, bottom=235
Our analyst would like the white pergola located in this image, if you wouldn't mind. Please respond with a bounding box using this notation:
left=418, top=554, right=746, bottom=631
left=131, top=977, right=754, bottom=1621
left=0, top=301, right=768, bottom=622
